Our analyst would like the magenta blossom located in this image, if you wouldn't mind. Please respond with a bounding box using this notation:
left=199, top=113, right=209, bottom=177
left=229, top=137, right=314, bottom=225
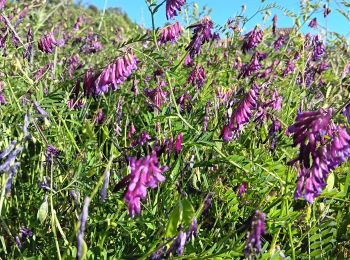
left=158, top=21, right=182, bottom=45
left=288, top=108, right=350, bottom=203
left=166, top=0, right=186, bottom=20
left=222, top=83, right=260, bottom=141
left=308, top=18, right=317, bottom=28
left=83, top=50, right=138, bottom=97
left=242, top=26, right=264, bottom=53
left=245, top=211, right=266, bottom=257
left=175, top=133, right=184, bottom=154
left=124, top=153, right=168, bottom=217
left=186, top=17, right=214, bottom=58
left=38, top=32, right=61, bottom=54
left=188, top=65, right=206, bottom=88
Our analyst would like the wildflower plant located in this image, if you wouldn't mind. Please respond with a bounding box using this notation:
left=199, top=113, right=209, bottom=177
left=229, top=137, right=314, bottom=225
left=0, top=0, right=350, bottom=259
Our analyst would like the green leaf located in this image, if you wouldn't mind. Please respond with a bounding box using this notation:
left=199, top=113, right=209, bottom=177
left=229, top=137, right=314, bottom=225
left=325, top=172, right=335, bottom=191
left=182, top=199, right=195, bottom=228
left=37, top=196, right=48, bottom=224
left=165, top=201, right=181, bottom=237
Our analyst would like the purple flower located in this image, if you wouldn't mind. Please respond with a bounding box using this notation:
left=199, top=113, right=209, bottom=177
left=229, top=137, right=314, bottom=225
left=323, top=4, right=331, bottom=17
left=23, top=27, right=33, bottom=61
left=94, top=109, right=105, bottom=125
left=186, top=218, right=198, bottom=239
left=203, top=192, right=214, bottom=214
left=203, top=101, right=211, bottom=131
left=80, top=31, right=102, bottom=54
left=222, top=83, right=260, bottom=141
left=77, top=197, right=90, bottom=260
left=83, top=51, right=138, bottom=97
left=312, top=35, right=325, bottom=61
left=342, top=62, right=350, bottom=80
left=183, top=54, right=193, bottom=67
left=242, top=26, right=264, bottom=53
left=144, top=84, right=168, bottom=108
left=273, top=35, right=285, bottom=51
left=308, top=18, right=317, bottom=28
left=132, top=131, right=151, bottom=147
left=166, top=0, right=186, bottom=20
left=15, top=226, right=33, bottom=249
left=177, top=91, right=192, bottom=112
left=268, top=119, right=281, bottom=151
left=241, top=55, right=261, bottom=78
left=0, top=0, right=5, bottom=10
left=282, top=60, right=295, bottom=77
left=186, top=17, right=214, bottom=58
left=245, top=210, right=266, bottom=257
left=288, top=108, right=350, bottom=202
left=188, top=65, right=206, bottom=88
left=74, top=16, right=84, bottom=30
left=68, top=54, right=81, bottom=79
left=170, top=231, right=187, bottom=256
left=317, top=61, right=328, bottom=74
left=272, top=15, right=277, bottom=35
left=0, top=81, right=6, bottom=105
left=238, top=181, right=247, bottom=197
left=124, top=153, right=168, bottom=217
left=101, top=169, right=110, bottom=201
left=34, top=63, right=53, bottom=82
left=175, top=133, right=184, bottom=154
left=38, top=32, right=60, bottom=54
left=158, top=21, right=182, bottom=45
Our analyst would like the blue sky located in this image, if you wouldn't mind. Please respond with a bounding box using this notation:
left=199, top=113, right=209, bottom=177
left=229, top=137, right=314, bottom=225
left=79, top=0, right=350, bottom=37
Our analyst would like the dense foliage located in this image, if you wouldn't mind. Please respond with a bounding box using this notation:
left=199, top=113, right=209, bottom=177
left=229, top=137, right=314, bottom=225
left=0, top=0, right=350, bottom=259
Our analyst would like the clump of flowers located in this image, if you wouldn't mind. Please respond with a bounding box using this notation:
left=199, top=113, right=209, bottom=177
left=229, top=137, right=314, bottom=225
left=166, top=0, right=186, bottom=20
left=287, top=108, right=350, bottom=203
left=188, top=65, right=206, bottom=88
left=38, top=32, right=62, bottom=54
left=186, top=17, right=214, bottom=58
left=242, top=26, right=264, bottom=53
left=222, top=83, right=261, bottom=141
left=83, top=50, right=138, bottom=97
left=123, top=153, right=168, bottom=217
left=158, top=21, right=182, bottom=45
left=245, top=210, right=266, bottom=258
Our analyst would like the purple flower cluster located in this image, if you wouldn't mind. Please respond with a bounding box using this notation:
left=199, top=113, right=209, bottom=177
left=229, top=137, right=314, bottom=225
left=186, top=17, right=214, bottom=58
left=308, top=18, right=317, bottom=28
left=144, top=81, right=168, bottom=109
left=0, top=0, right=5, bottom=10
left=282, top=60, right=295, bottom=77
left=288, top=108, right=350, bottom=203
left=158, top=21, right=182, bottom=45
left=34, top=63, right=53, bottom=82
left=166, top=0, right=186, bottom=20
left=242, top=26, right=264, bottom=53
left=188, top=65, right=206, bottom=88
left=241, top=54, right=261, bottom=78
left=177, top=90, right=192, bottom=112
left=124, top=153, right=168, bottom=217
left=80, top=31, right=102, bottom=54
left=245, top=210, right=266, bottom=257
left=68, top=54, right=81, bottom=79
left=272, top=15, right=277, bottom=35
left=273, top=35, right=285, bottom=51
left=38, top=32, right=61, bottom=54
left=77, top=197, right=90, bottom=260
left=15, top=226, right=33, bottom=248
left=222, top=83, right=260, bottom=141
left=0, top=81, right=6, bottom=105
left=150, top=218, right=198, bottom=258
left=312, top=35, right=325, bottom=61
left=0, top=140, right=23, bottom=194
left=84, top=50, right=138, bottom=97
